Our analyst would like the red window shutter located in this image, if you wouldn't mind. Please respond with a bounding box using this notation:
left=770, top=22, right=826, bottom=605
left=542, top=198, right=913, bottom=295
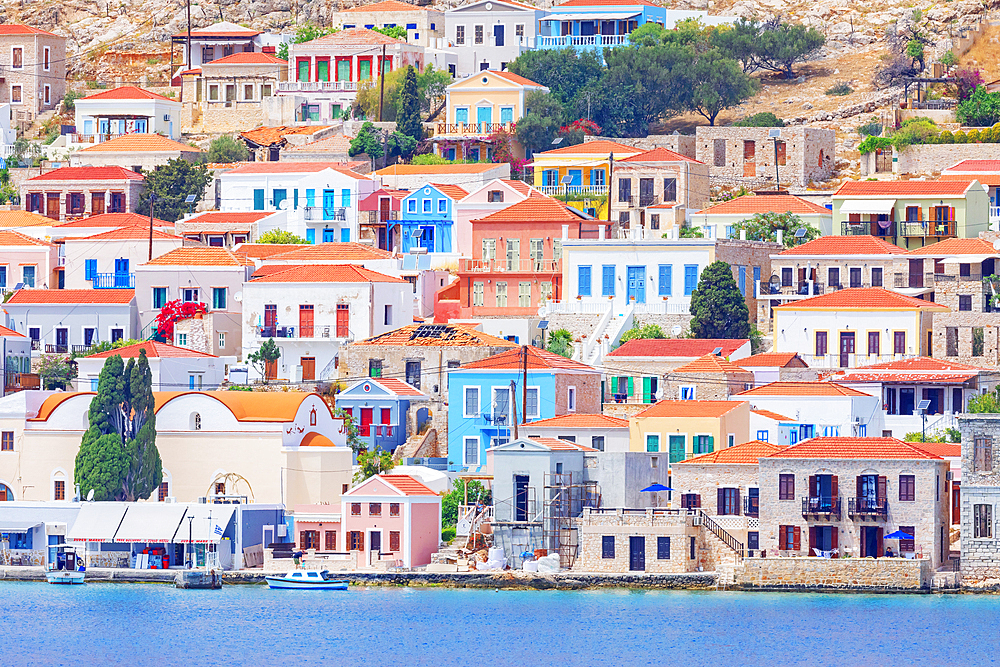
left=359, top=531, right=365, bottom=553
left=877, top=476, right=887, bottom=503
left=778, top=526, right=787, bottom=550
left=809, top=475, right=817, bottom=497
left=694, top=494, right=701, bottom=508
left=381, top=408, right=391, bottom=424
left=876, top=527, right=883, bottom=554
left=830, top=475, right=839, bottom=499
left=831, top=527, right=839, bottom=551
left=734, top=488, right=741, bottom=516
left=792, top=526, right=801, bottom=551
left=717, top=488, right=725, bottom=515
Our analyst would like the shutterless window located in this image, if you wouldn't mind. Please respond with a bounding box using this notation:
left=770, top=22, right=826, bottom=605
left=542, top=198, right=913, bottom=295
left=475, top=25, right=484, bottom=44
left=871, top=267, right=883, bottom=287
left=212, top=287, right=227, bottom=309
left=975, top=504, right=992, bottom=538
left=0, top=431, right=12, bottom=451
left=456, top=25, right=465, bottom=44
left=464, top=386, right=479, bottom=417
left=959, top=295, right=973, bottom=311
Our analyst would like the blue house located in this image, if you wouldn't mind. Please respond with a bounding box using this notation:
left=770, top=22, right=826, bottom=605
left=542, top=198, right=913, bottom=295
left=391, top=183, right=466, bottom=254
left=446, top=347, right=601, bottom=472
left=335, top=378, right=429, bottom=452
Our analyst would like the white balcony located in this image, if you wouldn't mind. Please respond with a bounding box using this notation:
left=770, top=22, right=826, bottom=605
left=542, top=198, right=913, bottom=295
left=537, top=34, right=631, bottom=49
left=535, top=184, right=609, bottom=197
left=539, top=299, right=689, bottom=315
left=277, top=81, right=359, bottom=93
left=991, top=206, right=1000, bottom=231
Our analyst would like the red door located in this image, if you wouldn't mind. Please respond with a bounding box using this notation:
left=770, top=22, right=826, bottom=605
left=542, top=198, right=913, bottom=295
left=381, top=407, right=391, bottom=437
left=300, top=357, right=315, bottom=381
left=952, top=481, right=961, bottom=525
left=743, top=140, right=756, bottom=177
left=336, top=304, right=349, bottom=338
left=299, top=305, right=314, bottom=338
left=360, top=407, right=373, bottom=437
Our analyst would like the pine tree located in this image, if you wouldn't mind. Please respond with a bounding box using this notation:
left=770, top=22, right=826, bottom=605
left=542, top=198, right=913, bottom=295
left=689, top=261, right=751, bottom=339
left=396, top=65, right=423, bottom=142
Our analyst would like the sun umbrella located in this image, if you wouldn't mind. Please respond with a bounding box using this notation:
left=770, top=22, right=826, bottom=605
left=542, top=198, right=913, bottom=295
left=641, top=483, right=674, bottom=493
left=884, top=530, right=914, bottom=540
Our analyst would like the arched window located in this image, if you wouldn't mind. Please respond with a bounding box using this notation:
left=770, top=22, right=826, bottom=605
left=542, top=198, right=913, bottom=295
left=0, top=483, right=13, bottom=501
left=191, top=413, right=202, bottom=431
left=310, top=407, right=317, bottom=426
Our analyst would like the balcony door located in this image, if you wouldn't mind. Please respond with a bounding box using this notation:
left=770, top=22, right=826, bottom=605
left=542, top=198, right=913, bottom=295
left=114, top=259, right=130, bottom=287
left=323, top=190, right=337, bottom=220
left=839, top=332, right=855, bottom=367
left=860, top=525, right=883, bottom=558
left=55, top=328, right=68, bottom=352
left=514, top=474, right=529, bottom=521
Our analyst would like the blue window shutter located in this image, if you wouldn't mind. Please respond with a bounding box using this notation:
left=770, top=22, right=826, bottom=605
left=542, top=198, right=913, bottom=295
left=306, top=228, right=315, bottom=244
left=406, top=23, right=417, bottom=29
left=253, top=189, right=265, bottom=211
left=341, top=228, right=351, bottom=242
left=739, top=266, right=746, bottom=296
left=684, top=265, right=698, bottom=296
left=578, top=265, right=591, bottom=296
left=189, top=376, right=195, bottom=390
left=293, top=189, right=299, bottom=210
left=602, top=265, right=615, bottom=296
left=306, top=189, right=315, bottom=207
left=341, top=189, right=351, bottom=207
left=85, top=259, right=96, bottom=281
left=658, top=264, right=671, bottom=296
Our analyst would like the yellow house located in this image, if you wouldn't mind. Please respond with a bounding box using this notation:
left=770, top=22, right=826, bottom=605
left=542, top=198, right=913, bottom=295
left=628, top=400, right=750, bottom=461
left=431, top=69, right=547, bottom=161
left=529, top=139, right=643, bottom=218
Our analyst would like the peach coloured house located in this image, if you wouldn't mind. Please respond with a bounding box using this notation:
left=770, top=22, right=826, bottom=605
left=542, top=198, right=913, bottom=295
left=341, top=474, right=441, bottom=568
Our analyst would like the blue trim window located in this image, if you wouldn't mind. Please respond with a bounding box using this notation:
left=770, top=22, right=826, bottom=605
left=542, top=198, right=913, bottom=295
left=602, top=265, right=615, bottom=296
left=407, top=199, right=417, bottom=213
left=253, top=189, right=265, bottom=211
left=753, top=265, right=761, bottom=286
left=684, top=265, right=698, bottom=296
left=739, top=266, right=747, bottom=296
left=423, top=199, right=432, bottom=213
left=578, top=265, right=591, bottom=296
left=438, top=199, right=447, bottom=213
left=152, top=287, right=167, bottom=309
left=756, top=430, right=768, bottom=442
left=406, top=23, right=417, bottom=29
left=658, top=264, right=671, bottom=296
left=306, top=189, right=315, bottom=207
left=341, top=189, right=351, bottom=208
left=84, top=259, right=97, bottom=281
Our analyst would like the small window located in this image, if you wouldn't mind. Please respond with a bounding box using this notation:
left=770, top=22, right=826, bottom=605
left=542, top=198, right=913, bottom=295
left=975, top=504, right=993, bottom=538
left=779, top=473, right=795, bottom=500
left=0, top=431, right=13, bottom=451
left=214, top=482, right=225, bottom=496
left=657, top=536, right=670, bottom=560
left=475, top=25, right=484, bottom=44
left=959, top=295, right=973, bottom=311
left=456, top=25, right=465, bottom=45
left=10, top=86, right=21, bottom=104
left=218, top=332, right=226, bottom=349
left=53, top=480, right=65, bottom=501
left=899, top=474, right=915, bottom=501
left=244, top=84, right=254, bottom=100
left=591, top=436, right=605, bottom=452
left=488, top=190, right=503, bottom=203
left=12, top=47, right=22, bottom=70
left=369, top=503, right=382, bottom=516
left=438, top=199, right=447, bottom=213
left=390, top=503, right=400, bottom=516
left=601, top=535, right=615, bottom=558
left=689, top=536, right=696, bottom=560
left=756, top=430, right=768, bottom=442
left=192, top=412, right=201, bottom=430
left=158, top=481, right=169, bottom=502
left=351, top=503, right=362, bottom=516
left=567, top=387, right=576, bottom=411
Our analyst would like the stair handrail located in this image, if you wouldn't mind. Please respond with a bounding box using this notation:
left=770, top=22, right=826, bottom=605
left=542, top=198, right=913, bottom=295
left=699, top=510, right=745, bottom=559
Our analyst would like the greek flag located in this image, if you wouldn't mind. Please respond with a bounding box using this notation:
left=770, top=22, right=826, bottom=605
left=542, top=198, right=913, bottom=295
left=0, top=157, right=6, bottom=170
left=214, top=524, right=223, bottom=536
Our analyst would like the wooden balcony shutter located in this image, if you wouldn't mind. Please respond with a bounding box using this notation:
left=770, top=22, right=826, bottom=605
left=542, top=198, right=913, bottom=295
left=778, top=526, right=787, bottom=550
left=808, top=526, right=817, bottom=554
left=694, top=494, right=701, bottom=508
left=830, top=527, right=839, bottom=551
left=899, top=525, right=915, bottom=553
left=792, top=526, right=801, bottom=551
left=877, top=476, right=887, bottom=503
left=876, top=526, right=883, bottom=553
left=734, top=488, right=741, bottom=516
left=808, top=475, right=818, bottom=497
left=830, top=475, right=839, bottom=499
left=856, top=475, right=863, bottom=500
left=717, top=488, right=725, bottom=515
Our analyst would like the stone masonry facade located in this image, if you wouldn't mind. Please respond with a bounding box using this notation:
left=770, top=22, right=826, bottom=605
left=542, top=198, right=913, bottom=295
left=0, top=32, right=66, bottom=121
left=572, top=508, right=701, bottom=574
left=736, top=556, right=932, bottom=591
left=959, top=414, right=1000, bottom=586
left=717, top=239, right=784, bottom=326
left=694, top=126, right=835, bottom=188
left=663, top=369, right=754, bottom=401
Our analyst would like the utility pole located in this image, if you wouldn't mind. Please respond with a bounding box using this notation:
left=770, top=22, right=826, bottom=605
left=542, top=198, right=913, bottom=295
left=186, top=0, right=192, bottom=74
left=521, top=345, right=528, bottom=426
left=606, top=151, right=614, bottom=226
left=378, top=44, right=387, bottom=122
left=147, top=194, right=156, bottom=261
left=510, top=379, right=518, bottom=440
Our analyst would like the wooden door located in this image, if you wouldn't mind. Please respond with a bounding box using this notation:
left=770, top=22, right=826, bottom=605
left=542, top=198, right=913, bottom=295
left=299, top=305, right=314, bottom=337
left=379, top=197, right=390, bottom=223
left=839, top=332, right=855, bottom=367
left=742, top=140, right=756, bottom=177
left=92, top=193, right=105, bottom=215
left=360, top=407, right=373, bottom=437
left=629, top=536, right=645, bottom=571
left=336, top=304, right=349, bottom=338
left=46, top=194, right=60, bottom=220
left=264, top=359, right=277, bottom=381
left=300, top=357, right=315, bottom=381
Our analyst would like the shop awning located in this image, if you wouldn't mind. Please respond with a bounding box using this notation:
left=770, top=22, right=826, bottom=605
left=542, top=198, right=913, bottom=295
left=544, top=12, right=639, bottom=21
left=0, top=519, right=43, bottom=532
left=67, top=503, right=128, bottom=543
left=112, top=504, right=188, bottom=543
left=942, top=255, right=996, bottom=264
left=839, top=199, right=896, bottom=215
left=176, top=505, right=236, bottom=544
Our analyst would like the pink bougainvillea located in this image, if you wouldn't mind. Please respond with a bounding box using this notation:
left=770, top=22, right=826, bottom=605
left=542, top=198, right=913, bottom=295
left=154, top=300, right=208, bottom=341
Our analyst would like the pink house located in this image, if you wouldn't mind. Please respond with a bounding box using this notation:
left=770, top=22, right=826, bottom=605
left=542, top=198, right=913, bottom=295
left=454, top=179, right=543, bottom=258
left=341, top=474, right=441, bottom=568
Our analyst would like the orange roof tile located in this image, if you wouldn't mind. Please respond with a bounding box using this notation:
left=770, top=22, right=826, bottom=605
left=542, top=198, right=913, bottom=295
left=472, top=195, right=586, bottom=223
left=264, top=242, right=393, bottom=262
left=354, top=323, right=517, bottom=348
left=342, top=0, right=426, bottom=12
left=525, top=414, right=629, bottom=429
left=55, top=213, right=172, bottom=228
left=698, top=194, right=832, bottom=217
left=0, top=24, right=57, bottom=35
left=737, top=381, right=872, bottom=397
left=536, top=139, right=643, bottom=157
left=766, top=437, right=943, bottom=460
left=379, top=474, right=438, bottom=496
left=738, top=352, right=808, bottom=368
left=773, top=287, right=949, bottom=311
left=304, top=27, right=407, bottom=46
left=75, top=225, right=183, bottom=241
left=226, top=161, right=362, bottom=176
left=940, top=173, right=1000, bottom=187
left=490, top=70, right=546, bottom=87
left=501, top=179, right=537, bottom=197
left=0, top=230, right=52, bottom=247
left=673, top=353, right=750, bottom=375
left=680, top=440, right=787, bottom=464
left=375, top=163, right=502, bottom=175
left=82, top=86, right=174, bottom=102
left=909, top=441, right=962, bottom=458
left=6, top=289, right=135, bottom=304
left=285, top=135, right=354, bottom=153
left=205, top=52, right=287, bottom=66
left=529, top=437, right=598, bottom=451
left=834, top=179, right=977, bottom=197
left=463, top=346, right=596, bottom=371
left=836, top=371, right=977, bottom=384
left=846, top=357, right=981, bottom=372
left=751, top=409, right=793, bottom=421
left=621, top=147, right=701, bottom=164
left=86, top=341, right=217, bottom=359
left=238, top=126, right=331, bottom=147
left=248, top=264, right=406, bottom=283
left=144, top=247, right=251, bottom=267
left=79, top=134, right=200, bottom=154
left=903, top=238, right=998, bottom=256
left=636, top=400, right=746, bottom=418
left=779, top=235, right=906, bottom=256
left=234, top=243, right=310, bottom=260
left=430, top=183, right=468, bottom=200
left=28, top=166, right=143, bottom=182
left=183, top=212, right=275, bottom=225
left=0, top=211, right=53, bottom=228
left=607, top=338, right=748, bottom=358
left=944, top=159, right=1000, bottom=172
left=0, top=325, right=24, bottom=337
left=372, top=378, right=425, bottom=396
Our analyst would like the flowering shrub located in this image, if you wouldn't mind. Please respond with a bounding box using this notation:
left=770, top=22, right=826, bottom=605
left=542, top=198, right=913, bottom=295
left=559, top=118, right=601, bottom=136
left=154, top=300, right=208, bottom=341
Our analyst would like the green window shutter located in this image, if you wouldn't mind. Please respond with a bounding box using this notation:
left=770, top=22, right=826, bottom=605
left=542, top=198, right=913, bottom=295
left=707, top=435, right=714, bottom=453
left=627, top=376, right=634, bottom=396
left=642, top=377, right=652, bottom=403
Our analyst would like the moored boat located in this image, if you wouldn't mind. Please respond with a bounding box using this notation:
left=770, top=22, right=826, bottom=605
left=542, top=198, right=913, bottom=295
left=265, top=570, right=348, bottom=590
left=46, top=570, right=85, bottom=585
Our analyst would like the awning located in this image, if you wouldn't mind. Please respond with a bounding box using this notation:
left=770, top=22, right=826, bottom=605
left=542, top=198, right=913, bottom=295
left=544, top=12, right=639, bottom=21
left=67, top=503, right=128, bottom=543
left=112, top=504, right=187, bottom=543
left=839, top=199, right=896, bottom=215
left=0, top=520, right=43, bottom=532
left=942, top=255, right=996, bottom=264
left=176, top=505, right=236, bottom=544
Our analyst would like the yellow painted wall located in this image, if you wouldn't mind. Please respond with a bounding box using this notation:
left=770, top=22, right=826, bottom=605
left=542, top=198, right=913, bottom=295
left=628, top=403, right=750, bottom=459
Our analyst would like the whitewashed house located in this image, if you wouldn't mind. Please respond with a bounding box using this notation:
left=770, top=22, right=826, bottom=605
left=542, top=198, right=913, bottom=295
left=61, top=225, right=184, bottom=290
left=71, top=86, right=182, bottom=144
left=73, top=341, right=234, bottom=391
left=4, top=289, right=139, bottom=354
left=445, top=0, right=548, bottom=75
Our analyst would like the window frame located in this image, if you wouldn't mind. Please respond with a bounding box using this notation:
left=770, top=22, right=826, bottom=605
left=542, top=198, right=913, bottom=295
left=779, top=473, right=795, bottom=500
left=463, top=386, right=480, bottom=418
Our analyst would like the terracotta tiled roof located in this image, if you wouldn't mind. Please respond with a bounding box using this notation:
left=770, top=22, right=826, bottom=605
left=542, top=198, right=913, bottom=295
left=373, top=378, right=425, bottom=396
left=529, top=437, right=598, bottom=451
left=0, top=211, right=53, bottom=228
left=536, top=139, right=643, bottom=157
left=248, top=264, right=406, bottom=283
left=234, top=243, right=310, bottom=260
left=378, top=474, right=438, bottom=496
left=940, top=173, right=1000, bottom=187
left=461, top=346, right=596, bottom=371
left=607, top=338, right=748, bottom=358
left=86, top=341, right=217, bottom=359
left=54, top=213, right=171, bottom=228
left=773, top=287, right=949, bottom=311
left=0, top=230, right=52, bottom=247
left=238, top=126, right=330, bottom=147
left=944, top=159, right=1000, bottom=172
left=205, top=52, right=286, bottom=66
left=501, top=179, right=537, bottom=196
left=736, top=381, right=872, bottom=397
left=75, top=225, right=182, bottom=241
left=342, top=0, right=425, bottom=12
left=0, top=325, right=24, bottom=337
left=751, top=409, right=793, bottom=421
left=354, top=323, right=517, bottom=348
left=285, top=135, right=353, bottom=153
left=491, top=70, right=546, bottom=87
left=738, top=352, right=807, bottom=368
left=635, top=400, right=746, bottom=419
left=698, top=194, right=831, bottom=217
left=226, top=161, right=359, bottom=175
left=28, top=166, right=143, bottom=182
left=834, top=179, right=977, bottom=197
left=680, top=440, right=787, bottom=465
left=375, top=163, right=501, bottom=175
left=903, top=238, right=998, bottom=256
left=909, top=441, right=962, bottom=458
left=621, top=147, right=701, bottom=164
left=304, top=27, right=407, bottom=46
left=82, top=86, right=174, bottom=102
left=472, top=195, right=585, bottom=223
left=430, top=183, right=468, bottom=200
left=6, top=289, right=135, bottom=304
left=672, top=353, right=750, bottom=375
left=249, top=265, right=293, bottom=278
left=179, top=68, right=202, bottom=76
left=846, top=356, right=981, bottom=372
left=525, top=414, right=629, bottom=429
left=144, top=247, right=251, bottom=266
left=835, top=371, right=978, bottom=384
left=265, top=242, right=393, bottom=262
left=766, top=437, right=943, bottom=460
left=0, top=24, right=57, bottom=35
left=79, top=134, right=200, bottom=154
left=183, top=211, right=275, bottom=225
left=779, top=235, right=906, bottom=256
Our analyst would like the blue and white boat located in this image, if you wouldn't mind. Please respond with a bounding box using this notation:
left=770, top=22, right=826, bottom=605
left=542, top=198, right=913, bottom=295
left=265, top=570, right=348, bottom=590
left=46, top=570, right=85, bottom=585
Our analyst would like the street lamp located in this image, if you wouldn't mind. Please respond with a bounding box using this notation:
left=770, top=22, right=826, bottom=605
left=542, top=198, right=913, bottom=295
left=187, top=515, right=194, bottom=568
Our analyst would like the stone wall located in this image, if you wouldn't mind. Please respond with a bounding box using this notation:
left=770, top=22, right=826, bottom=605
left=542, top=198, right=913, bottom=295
left=664, top=370, right=753, bottom=401
left=717, top=239, right=784, bottom=325
left=931, top=312, right=1000, bottom=368
left=572, top=508, right=699, bottom=574
left=890, top=141, right=1000, bottom=176
left=586, top=134, right=697, bottom=160
left=736, top=556, right=933, bottom=591
left=602, top=403, right=652, bottom=420
left=694, top=126, right=835, bottom=187
left=544, top=314, right=600, bottom=340
left=959, top=414, right=1000, bottom=585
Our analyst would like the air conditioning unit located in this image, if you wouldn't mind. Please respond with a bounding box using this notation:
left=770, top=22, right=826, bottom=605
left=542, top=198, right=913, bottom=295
left=947, top=471, right=954, bottom=481
left=164, top=114, right=171, bottom=121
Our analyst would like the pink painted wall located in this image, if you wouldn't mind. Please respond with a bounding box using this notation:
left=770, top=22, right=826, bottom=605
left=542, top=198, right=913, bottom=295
left=409, top=501, right=440, bottom=567
left=342, top=505, right=406, bottom=560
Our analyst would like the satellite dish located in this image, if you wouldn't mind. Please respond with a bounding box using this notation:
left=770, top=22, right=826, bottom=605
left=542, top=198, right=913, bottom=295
left=671, top=325, right=682, bottom=336
left=233, top=291, right=243, bottom=303
left=278, top=199, right=290, bottom=211
left=993, top=238, right=1000, bottom=251
left=86, top=489, right=95, bottom=502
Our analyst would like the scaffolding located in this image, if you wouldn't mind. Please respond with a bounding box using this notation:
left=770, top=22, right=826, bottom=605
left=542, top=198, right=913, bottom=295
left=543, top=472, right=602, bottom=569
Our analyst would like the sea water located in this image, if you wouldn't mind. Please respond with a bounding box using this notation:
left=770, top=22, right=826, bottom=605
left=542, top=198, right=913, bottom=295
left=2, top=583, right=999, bottom=666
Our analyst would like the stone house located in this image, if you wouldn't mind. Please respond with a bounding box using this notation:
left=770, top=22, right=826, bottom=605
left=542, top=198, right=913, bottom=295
left=180, top=52, right=289, bottom=133
left=336, top=0, right=444, bottom=48
left=169, top=21, right=263, bottom=79
left=941, top=159, right=1000, bottom=229
left=628, top=400, right=750, bottom=461
left=690, top=194, right=834, bottom=240
left=239, top=125, right=338, bottom=162
left=69, top=134, right=203, bottom=173
left=609, top=147, right=710, bottom=233
left=958, top=413, right=1000, bottom=586
left=572, top=508, right=704, bottom=574
left=737, top=352, right=816, bottom=386
left=662, top=353, right=754, bottom=401
left=22, top=166, right=145, bottom=221
left=757, top=437, right=951, bottom=568
left=0, top=24, right=66, bottom=123
left=694, top=126, right=835, bottom=188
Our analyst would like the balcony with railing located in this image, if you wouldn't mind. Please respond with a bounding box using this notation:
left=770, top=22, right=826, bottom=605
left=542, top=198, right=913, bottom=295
left=847, top=497, right=888, bottom=517
left=743, top=496, right=760, bottom=518
left=933, top=270, right=985, bottom=283
left=536, top=184, right=609, bottom=197
left=537, top=33, right=631, bottom=49
left=278, top=80, right=358, bottom=93
left=255, top=324, right=337, bottom=340
left=458, top=258, right=561, bottom=274
left=303, top=206, right=347, bottom=222
left=361, top=210, right=400, bottom=226
left=434, top=121, right=516, bottom=137
left=4, top=371, right=39, bottom=393
left=45, top=344, right=68, bottom=354
left=92, top=273, right=135, bottom=289
left=991, top=206, right=1000, bottom=226
left=801, top=496, right=841, bottom=518
left=841, top=220, right=897, bottom=238
left=898, top=219, right=956, bottom=238
left=893, top=272, right=935, bottom=289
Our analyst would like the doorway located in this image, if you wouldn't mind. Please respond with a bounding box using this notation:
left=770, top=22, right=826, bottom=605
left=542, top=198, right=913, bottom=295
left=742, top=140, right=756, bottom=177
left=629, top=535, right=645, bottom=571
left=626, top=266, right=646, bottom=303
left=860, top=525, right=883, bottom=558
left=839, top=332, right=855, bottom=367
left=300, top=357, right=315, bottom=381
left=514, top=475, right=529, bottom=521
left=369, top=530, right=382, bottom=566
left=55, top=328, right=68, bottom=353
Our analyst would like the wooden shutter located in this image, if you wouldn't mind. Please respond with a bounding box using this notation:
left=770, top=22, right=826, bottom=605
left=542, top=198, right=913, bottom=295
left=778, top=526, right=787, bottom=550
left=694, top=494, right=701, bottom=508
left=831, top=527, right=839, bottom=551
left=707, top=436, right=714, bottom=453
left=734, top=488, right=741, bottom=516
left=792, top=526, right=801, bottom=551
left=809, top=475, right=818, bottom=497
left=856, top=475, right=863, bottom=501
left=808, top=526, right=816, bottom=555
left=876, top=527, right=883, bottom=554
left=830, top=475, right=839, bottom=500
left=877, top=476, right=887, bottom=503
left=627, top=376, right=634, bottom=397
left=899, top=525, right=915, bottom=553
left=717, top=488, right=725, bottom=515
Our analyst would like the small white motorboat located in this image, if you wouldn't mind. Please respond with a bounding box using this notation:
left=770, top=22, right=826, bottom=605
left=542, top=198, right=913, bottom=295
left=265, top=570, right=348, bottom=590
left=47, top=570, right=86, bottom=585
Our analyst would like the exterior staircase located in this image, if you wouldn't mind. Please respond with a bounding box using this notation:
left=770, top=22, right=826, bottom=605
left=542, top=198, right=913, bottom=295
left=695, top=511, right=745, bottom=584
left=395, top=428, right=438, bottom=461
left=573, top=303, right=635, bottom=367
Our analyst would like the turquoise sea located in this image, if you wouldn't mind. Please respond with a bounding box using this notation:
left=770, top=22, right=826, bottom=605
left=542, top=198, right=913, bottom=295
left=2, top=583, right=999, bottom=666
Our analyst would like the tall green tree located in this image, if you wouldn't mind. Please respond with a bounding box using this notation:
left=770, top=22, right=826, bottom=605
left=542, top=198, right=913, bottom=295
left=711, top=19, right=761, bottom=72
left=731, top=211, right=819, bottom=247
left=349, top=121, right=417, bottom=167
left=396, top=66, right=423, bottom=142
left=507, top=48, right=603, bottom=105
left=689, top=50, right=760, bottom=125
left=135, top=158, right=211, bottom=222
left=248, top=338, right=281, bottom=383
left=515, top=90, right=565, bottom=155
left=689, top=261, right=751, bottom=339
left=205, top=134, right=249, bottom=163
left=756, top=21, right=826, bottom=79
left=74, top=351, right=162, bottom=501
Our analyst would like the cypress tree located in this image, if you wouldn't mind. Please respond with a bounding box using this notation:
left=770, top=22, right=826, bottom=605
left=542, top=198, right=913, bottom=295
left=396, top=66, right=423, bottom=142
left=689, top=260, right=751, bottom=339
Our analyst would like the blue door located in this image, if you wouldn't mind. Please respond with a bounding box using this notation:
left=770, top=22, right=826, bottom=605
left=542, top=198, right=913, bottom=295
left=322, top=228, right=336, bottom=242
left=114, top=258, right=129, bottom=287
left=477, top=106, right=492, bottom=125
left=340, top=228, right=351, bottom=242
left=543, top=170, right=558, bottom=186
left=323, top=190, right=337, bottom=220
left=627, top=266, right=645, bottom=304
left=567, top=169, right=582, bottom=188
left=306, top=229, right=315, bottom=244
left=419, top=226, right=435, bottom=252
